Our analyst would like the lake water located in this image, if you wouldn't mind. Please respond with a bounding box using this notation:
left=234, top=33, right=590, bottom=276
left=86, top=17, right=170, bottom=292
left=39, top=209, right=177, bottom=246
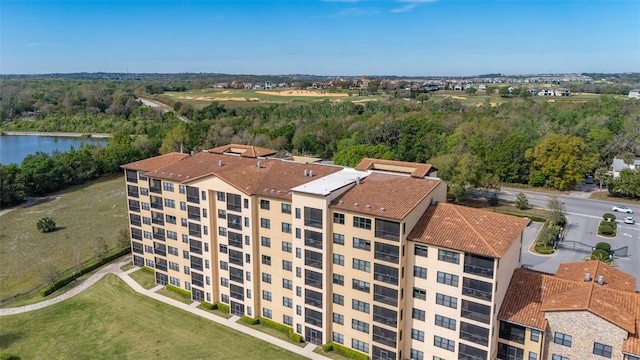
left=0, top=135, right=110, bottom=165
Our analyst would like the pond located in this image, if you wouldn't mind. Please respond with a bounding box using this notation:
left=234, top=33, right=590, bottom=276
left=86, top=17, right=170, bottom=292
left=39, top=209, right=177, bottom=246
left=0, top=135, right=110, bottom=165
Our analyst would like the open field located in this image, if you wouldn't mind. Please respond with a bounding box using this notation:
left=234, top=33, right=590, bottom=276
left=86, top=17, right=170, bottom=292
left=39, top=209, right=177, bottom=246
left=0, top=176, right=127, bottom=299
left=161, top=88, right=387, bottom=109
left=429, top=90, right=622, bottom=107
left=0, top=275, right=307, bottom=360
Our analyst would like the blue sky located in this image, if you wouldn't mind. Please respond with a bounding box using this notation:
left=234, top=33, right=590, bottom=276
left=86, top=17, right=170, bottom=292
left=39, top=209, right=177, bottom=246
left=2, top=0, right=639, bottom=76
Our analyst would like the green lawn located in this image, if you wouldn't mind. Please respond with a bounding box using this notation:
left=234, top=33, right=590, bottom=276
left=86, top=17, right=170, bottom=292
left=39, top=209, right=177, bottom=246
left=237, top=321, right=306, bottom=348
left=128, top=269, right=157, bottom=290
left=156, top=288, right=193, bottom=304
left=0, top=176, right=128, bottom=300
left=0, top=275, right=307, bottom=360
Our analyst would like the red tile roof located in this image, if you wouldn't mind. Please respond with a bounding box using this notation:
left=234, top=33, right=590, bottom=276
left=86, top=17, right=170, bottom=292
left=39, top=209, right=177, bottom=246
left=120, top=152, right=189, bottom=172
left=408, top=203, right=529, bottom=258
left=208, top=144, right=278, bottom=158
left=330, top=173, right=442, bottom=220
left=355, top=158, right=436, bottom=178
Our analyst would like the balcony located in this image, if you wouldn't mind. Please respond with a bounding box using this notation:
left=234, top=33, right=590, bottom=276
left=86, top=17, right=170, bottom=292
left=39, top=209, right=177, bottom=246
left=460, top=330, right=488, bottom=347
left=305, top=296, right=322, bottom=308
left=464, top=264, right=494, bottom=278
left=304, top=237, right=323, bottom=249
left=304, top=277, right=322, bottom=289
left=462, top=287, right=492, bottom=302
left=130, top=219, right=141, bottom=227
left=374, top=251, right=399, bottom=264
left=152, top=217, right=164, bottom=226
left=187, top=195, right=199, bottom=204
left=153, top=233, right=165, bottom=241
left=129, top=205, right=140, bottom=212
left=373, top=313, right=397, bottom=327
left=128, top=190, right=139, bottom=198
left=305, top=257, right=323, bottom=269
left=150, top=202, right=163, bottom=210
left=230, top=274, right=244, bottom=284
left=461, top=309, right=490, bottom=324
left=154, top=249, right=166, bottom=257
left=149, top=186, right=162, bottom=194
left=374, top=271, right=398, bottom=286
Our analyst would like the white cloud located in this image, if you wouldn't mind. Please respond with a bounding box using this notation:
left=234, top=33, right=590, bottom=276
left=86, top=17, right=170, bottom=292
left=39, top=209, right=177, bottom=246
left=338, top=7, right=380, bottom=16
left=392, top=0, right=437, bottom=13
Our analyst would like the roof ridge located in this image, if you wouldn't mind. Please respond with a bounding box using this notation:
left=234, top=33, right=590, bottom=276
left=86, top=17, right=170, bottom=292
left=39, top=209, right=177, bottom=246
left=447, top=203, right=501, bottom=258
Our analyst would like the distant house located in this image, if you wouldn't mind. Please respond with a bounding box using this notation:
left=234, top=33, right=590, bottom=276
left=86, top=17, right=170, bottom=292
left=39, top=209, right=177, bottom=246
left=629, top=89, right=640, bottom=99
left=527, top=89, right=538, bottom=96
left=264, top=81, right=274, bottom=90
left=555, top=88, right=570, bottom=96
left=253, top=84, right=263, bottom=90
left=478, top=84, right=486, bottom=91
left=611, top=156, right=640, bottom=177
left=538, top=89, right=554, bottom=96
left=453, top=83, right=463, bottom=91
left=215, top=83, right=229, bottom=89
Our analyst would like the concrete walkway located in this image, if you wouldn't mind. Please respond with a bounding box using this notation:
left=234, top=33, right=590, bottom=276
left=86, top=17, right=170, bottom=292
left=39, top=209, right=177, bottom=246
left=0, top=258, right=329, bottom=360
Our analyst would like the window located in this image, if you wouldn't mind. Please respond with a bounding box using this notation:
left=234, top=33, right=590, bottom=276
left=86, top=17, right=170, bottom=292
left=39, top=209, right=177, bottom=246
left=375, top=219, right=400, bottom=241
left=168, top=246, right=178, bottom=256
left=283, top=315, right=293, bottom=326
left=282, top=298, right=293, bottom=309
left=178, top=185, right=185, bottom=194
left=333, top=313, right=344, bottom=325
left=529, top=352, right=538, bottom=360
left=262, top=255, right=271, bottom=265
left=220, top=261, right=228, bottom=271
left=166, top=214, right=176, bottom=224
left=169, top=261, right=179, bottom=271
left=353, top=216, right=371, bottom=229
left=282, top=260, right=292, bottom=271
left=351, top=339, right=369, bottom=354
left=281, top=203, right=291, bottom=214
left=461, top=299, right=491, bottom=324
left=411, top=328, right=425, bottom=342
left=436, top=293, right=457, bottom=309
left=183, top=266, right=190, bottom=275
left=500, top=321, right=525, bottom=344
left=262, top=272, right=272, bottom=284
left=593, top=343, right=612, bottom=358
left=412, top=287, right=426, bottom=300
left=333, top=293, right=344, bottom=305
left=352, top=319, right=369, bottom=333
left=163, top=182, right=174, bottom=192
left=304, top=207, right=323, bottom=228
left=167, top=231, right=177, bottom=240
left=554, top=332, right=572, bottom=347
left=551, top=356, right=569, bottom=360
left=333, top=274, right=344, bottom=286
left=246, top=272, right=251, bottom=281
left=531, top=329, right=540, bottom=342
left=498, top=343, right=525, bottom=360
left=304, top=230, right=323, bottom=249
left=260, top=218, right=270, bottom=229
left=180, top=201, right=186, bottom=211
left=260, top=199, right=270, bottom=210
left=169, top=276, right=180, bottom=287
left=414, top=244, right=428, bottom=257
left=413, top=266, right=427, bottom=279
left=353, top=237, right=371, bottom=251
left=281, top=222, right=292, bottom=234
left=217, top=191, right=225, bottom=201
left=282, top=241, right=292, bottom=253
left=181, top=218, right=187, bottom=227
left=352, top=299, right=370, bottom=313
left=333, top=254, right=344, bottom=266
left=435, top=315, right=456, bottom=330
left=262, top=290, right=272, bottom=301
left=433, top=335, right=455, bottom=352
left=410, top=349, right=424, bottom=360
left=182, top=250, right=189, bottom=259
left=437, top=271, right=459, bottom=287
left=201, top=190, right=206, bottom=201
left=164, top=199, right=175, bottom=208
left=412, top=308, right=425, bottom=321
left=464, top=253, right=494, bottom=278
left=333, top=233, right=344, bottom=245
left=295, top=228, right=301, bottom=239
left=334, top=213, right=344, bottom=224
left=332, top=332, right=344, bottom=345
left=283, top=279, right=292, bottom=290
left=460, top=322, right=489, bottom=346
left=352, top=258, right=370, bottom=272
left=262, top=308, right=272, bottom=319
left=218, top=227, right=227, bottom=237
left=352, top=279, right=370, bottom=293
left=261, top=236, right=271, bottom=247
left=438, top=249, right=460, bottom=264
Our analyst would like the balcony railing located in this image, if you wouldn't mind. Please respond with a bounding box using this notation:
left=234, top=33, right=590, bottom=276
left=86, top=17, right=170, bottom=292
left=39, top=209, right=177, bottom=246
left=374, top=272, right=398, bottom=286
left=188, top=212, right=201, bottom=221
left=464, top=264, right=493, bottom=278
left=230, top=274, right=244, bottom=284
left=153, top=233, right=165, bottom=241
left=374, top=230, right=399, bottom=241
left=128, top=191, right=139, bottom=198
left=130, top=219, right=141, bottom=227
left=150, top=186, right=162, bottom=194
left=305, top=257, right=323, bottom=269
left=152, top=218, right=164, bottom=225
left=373, top=314, right=397, bottom=327
left=304, top=238, right=323, bottom=249
left=304, top=316, right=322, bottom=327
left=460, top=330, right=488, bottom=346
left=372, top=334, right=396, bottom=348
left=374, top=251, right=399, bottom=264
left=305, top=296, right=322, bottom=308
left=187, top=196, right=199, bottom=204
left=154, top=249, right=166, bottom=257
left=129, top=205, right=140, bottom=212
left=462, top=287, right=492, bottom=302
left=230, top=290, right=244, bottom=301
left=374, top=293, right=398, bottom=307
left=461, top=309, right=490, bottom=324
left=155, top=263, right=167, bottom=272
left=126, top=176, right=138, bottom=183
left=151, top=202, right=163, bottom=210
left=229, top=256, right=243, bottom=266
left=227, top=203, right=241, bottom=212
left=305, top=277, right=323, bottom=289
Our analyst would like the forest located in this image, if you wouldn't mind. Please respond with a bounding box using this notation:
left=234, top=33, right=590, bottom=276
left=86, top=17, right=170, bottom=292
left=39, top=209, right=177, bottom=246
left=1, top=77, right=639, bottom=208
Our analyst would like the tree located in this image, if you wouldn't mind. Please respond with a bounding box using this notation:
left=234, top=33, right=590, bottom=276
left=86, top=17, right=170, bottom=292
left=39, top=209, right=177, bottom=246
left=93, top=236, right=110, bottom=263
left=609, top=168, right=640, bottom=198
left=333, top=143, right=393, bottom=167
left=547, top=196, right=566, bottom=226
left=525, top=133, right=598, bottom=190
left=594, top=167, right=608, bottom=194
left=485, top=85, right=497, bottom=96
left=41, top=261, right=60, bottom=287
left=465, top=87, right=477, bottom=96
left=36, top=217, right=56, bottom=233
left=415, top=93, right=430, bottom=103
left=515, top=192, right=529, bottom=210
left=0, top=164, right=25, bottom=208
left=622, top=152, right=636, bottom=166
left=160, top=124, right=190, bottom=154
left=116, top=228, right=131, bottom=249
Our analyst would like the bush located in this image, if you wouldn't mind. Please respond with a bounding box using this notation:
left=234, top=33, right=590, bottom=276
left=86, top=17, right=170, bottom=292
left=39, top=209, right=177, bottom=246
left=515, top=192, right=529, bottom=210
left=200, top=301, right=216, bottom=310
left=36, top=216, right=56, bottom=233
left=331, top=342, right=370, bottom=360
left=535, top=244, right=555, bottom=255
left=322, top=343, right=333, bottom=351
left=594, top=242, right=612, bottom=253
left=0, top=353, right=20, bottom=360
left=603, top=213, right=617, bottom=222
left=259, top=317, right=292, bottom=334
left=241, top=316, right=260, bottom=325
left=591, top=249, right=611, bottom=261
left=166, top=284, right=191, bottom=298
left=288, top=330, right=303, bottom=343
left=216, top=302, right=229, bottom=313
left=141, top=266, right=155, bottom=274
left=598, top=221, right=616, bottom=236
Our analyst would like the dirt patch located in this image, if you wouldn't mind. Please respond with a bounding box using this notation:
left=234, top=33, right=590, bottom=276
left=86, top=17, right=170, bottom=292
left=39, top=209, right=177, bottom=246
left=547, top=99, right=555, bottom=103
left=220, top=90, right=233, bottom=94
left=451, top=96, right=467, bottom=100
left=255, top=90, right=348, bottom=97
left=212, top=97, right=259, bottom=102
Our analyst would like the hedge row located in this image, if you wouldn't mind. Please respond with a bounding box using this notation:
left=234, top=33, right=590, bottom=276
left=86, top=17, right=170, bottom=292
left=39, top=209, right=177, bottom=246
left=241, top=316, right=260, bottom=325
left=200, top=301, right=216, bottom=310
left=216, top=302, right=229, bottom=313
left=496, top=211, right=546, bottom=223
left=324, top=342, right=369, bottom=360
left=40, top=247, right=131, bottom=296
left=166, top=284, right=191, bottom=298
left=141, top=266, right=155, bottom=274
left=289, top=331, right=303, bottom=343
left=259, top=317, right=293, bottom=334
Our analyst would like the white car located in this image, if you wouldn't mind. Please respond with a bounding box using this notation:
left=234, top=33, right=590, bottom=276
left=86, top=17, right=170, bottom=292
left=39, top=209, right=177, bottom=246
left=612, top=205, right=634, bottom=214
left=624, top=216, right=635, bottom=225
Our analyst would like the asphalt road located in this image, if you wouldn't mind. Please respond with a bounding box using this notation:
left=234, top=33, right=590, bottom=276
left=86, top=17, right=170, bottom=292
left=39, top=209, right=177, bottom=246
left=484, top=187, right=640, bottom=290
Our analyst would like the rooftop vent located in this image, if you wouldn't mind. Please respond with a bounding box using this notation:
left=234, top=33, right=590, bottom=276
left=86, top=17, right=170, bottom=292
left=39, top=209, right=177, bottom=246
left=584, top=273, right=591, bottom=282
left=304, top=170, right=309, bottom=177
left=380, top=207, right=385, bottom=211
left=309, top=170, right=314, bottom=177
left=366, top=205, right=371, bottom=208
left=218, top=160, right=223, bottom=167
left=354, top=203, right=359, bottom=206
left=356, top=177, right=361, bottom=185
left=191, top=151, right=194, bottom=155
left=257, top=161, right=262, bottom=169
left=596, top=275, right=604, bottom=285
left=338, top=200, right=344, bottom=204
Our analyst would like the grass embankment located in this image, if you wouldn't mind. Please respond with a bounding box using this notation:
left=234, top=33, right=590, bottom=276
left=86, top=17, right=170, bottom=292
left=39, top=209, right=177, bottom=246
left=0, top=275, right=307, bottom=360
left=0, top=176, right=127, bottom=300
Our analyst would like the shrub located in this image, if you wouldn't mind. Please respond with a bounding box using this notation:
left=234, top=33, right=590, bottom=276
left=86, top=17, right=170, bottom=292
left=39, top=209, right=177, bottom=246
left=200, top=301, right=216, bottom=310
left=166, top=284, right=191, bottom=298
left=36, top=216, right=56, bottom=233
left=216, top=302, right=229, bottom=313
left=602, top=213, right=617, bottom=222
left=241, top=316, right=260, bottom=325
left=259, top=317, right=292, bottom=334
left=288, top=330, right=303, bottom=343
left=598, top=221, right=616, bottom=236
left=0, top=353, right=20, bottom=360
left=322, top=343, right=333, bottom=351
left=591, top=249, right=611, bottom=262
left=535, top=244, right=555, bottom=255
left=594, top=242, right=612, bottom=253
left=515, top=192, right=529, bottom=210
left=141, top=266, right=155, bottom=274
left=331, top=342, right=370, bottom=360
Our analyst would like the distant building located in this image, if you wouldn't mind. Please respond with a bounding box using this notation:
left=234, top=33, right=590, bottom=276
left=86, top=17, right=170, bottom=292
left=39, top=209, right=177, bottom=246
left=554, top=88, right=570, bottom=96
left=538, top=89, right=554, bottom=96
left=629, top=89, right=640, bottom=99
left=478, top=84, right=486, bottom=91
left=611, top=156, right=640, bottom=177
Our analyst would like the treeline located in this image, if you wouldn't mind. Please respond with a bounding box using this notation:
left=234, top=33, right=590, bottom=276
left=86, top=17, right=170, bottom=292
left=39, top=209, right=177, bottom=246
left=0, top=133, right=147, bottom=208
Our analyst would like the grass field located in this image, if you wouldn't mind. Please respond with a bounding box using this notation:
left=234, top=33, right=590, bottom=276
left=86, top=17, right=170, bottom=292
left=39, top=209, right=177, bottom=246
left=0, top=275, right=307, bottom=360
left=0, top=176, right=127, bottom=300
left=128, top=269, right=156, bottom=290
left=429, top=90, right=615, bottom=107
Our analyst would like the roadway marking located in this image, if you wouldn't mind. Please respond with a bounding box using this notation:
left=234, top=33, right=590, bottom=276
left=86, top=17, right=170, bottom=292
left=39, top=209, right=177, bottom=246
left=623, top=233, right=632, bottom=238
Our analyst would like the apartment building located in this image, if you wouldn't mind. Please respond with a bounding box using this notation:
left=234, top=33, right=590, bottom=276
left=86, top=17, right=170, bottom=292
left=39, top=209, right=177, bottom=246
left=122, top=144, right=529, bottom=360
left=498, top=261, right=640, bottom=360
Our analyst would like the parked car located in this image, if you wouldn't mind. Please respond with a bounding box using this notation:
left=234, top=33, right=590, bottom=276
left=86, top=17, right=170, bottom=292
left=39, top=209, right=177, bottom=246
left=624, top=216, right=635, bottom=224
left=612, top=205, right=634, bottom=214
